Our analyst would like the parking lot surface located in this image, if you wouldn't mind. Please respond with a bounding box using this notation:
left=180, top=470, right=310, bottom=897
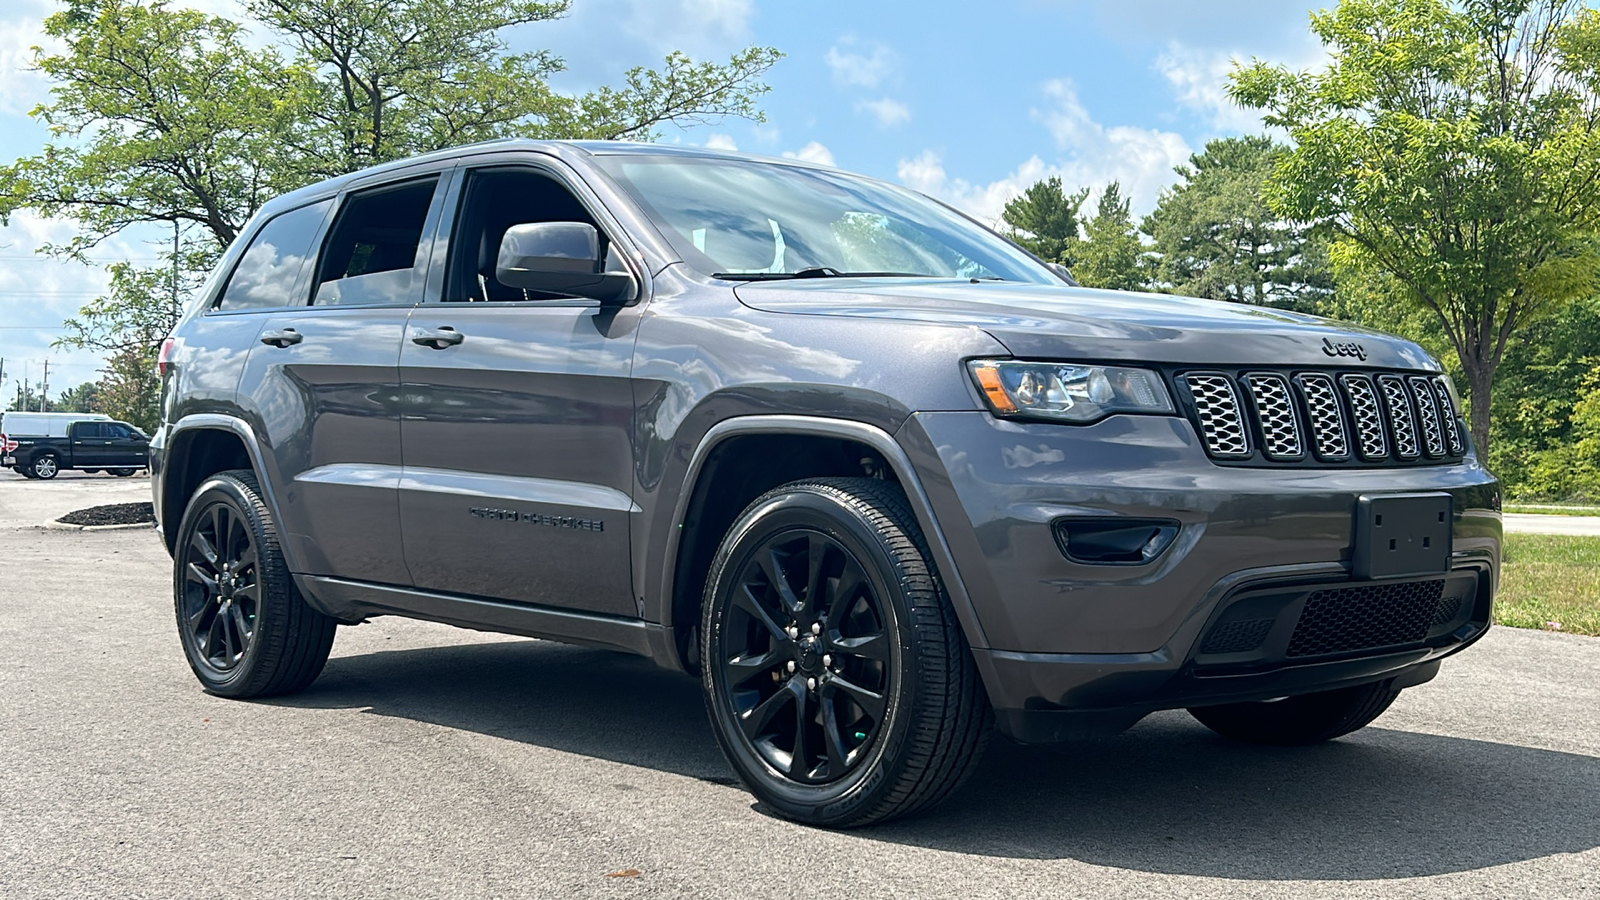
left=2, top=474, right=1598, bottom=899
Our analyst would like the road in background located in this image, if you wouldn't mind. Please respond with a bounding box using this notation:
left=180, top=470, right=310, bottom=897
left=1503, top=513, right=1600, bottom=536
left=1, top=477, right=1597, bottom=899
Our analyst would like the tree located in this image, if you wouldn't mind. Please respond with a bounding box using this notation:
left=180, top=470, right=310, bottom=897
left=1141, top=136, right=1330, bottom=310
left=1, top=0, right=781, bottom=357
left=54, top=381, right=103, bottom=414
left=1072, top=182, right=1148, bottom=290
left=7, top=385, right=43, bottom=413
left=1522, top=361, right=1600, bottom=501
left=1232, top=0, right=1600, bottom=456
left=1000, top=176, right=1087, bottom=265
left=97, top=346, right=161, bottom=432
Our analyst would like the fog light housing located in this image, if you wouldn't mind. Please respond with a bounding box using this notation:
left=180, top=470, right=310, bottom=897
left=1053, top=518, right=1180, bottom=565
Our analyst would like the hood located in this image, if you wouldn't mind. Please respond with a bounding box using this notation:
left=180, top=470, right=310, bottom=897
left=734, top=279, right=1441, bottom=370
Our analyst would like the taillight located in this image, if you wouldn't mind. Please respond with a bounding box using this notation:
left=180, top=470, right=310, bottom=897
left=158, top=337, right=176, bottom=377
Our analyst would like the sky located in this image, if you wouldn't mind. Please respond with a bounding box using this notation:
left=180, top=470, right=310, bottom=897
left=0, top=0, right=1330, bottom=403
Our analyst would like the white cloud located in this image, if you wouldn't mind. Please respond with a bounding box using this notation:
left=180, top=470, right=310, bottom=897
left=782, top=142, right=835, bottom=166
left=0, top=12, right=54, bottom=117
left=702, top=133, right=739, bottom=151
left=1030, top=79, right=1192, bottom=213
left=855, top=97, right=910, bottom=128
left=897, top=151, right=1063, bottom=228
left=621, top=0, right=752, bottom=56
left=1153, top=44, right=1265, bottom=133
left=824, top=38, right=896, bottom=89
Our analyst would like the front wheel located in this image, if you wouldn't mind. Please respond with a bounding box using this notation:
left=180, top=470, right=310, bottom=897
left=29, top=453, right=58, bottom=480
left=109, top=467, right=137, bottom=477
left=701, top=477, right=990, bottom=827
left=1187, top=680, right=1401, bottom=746
left=173, top=469, right=336, bottom=698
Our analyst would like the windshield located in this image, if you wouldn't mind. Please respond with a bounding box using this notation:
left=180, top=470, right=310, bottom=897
left=592, top=154, right=1058, bottom=284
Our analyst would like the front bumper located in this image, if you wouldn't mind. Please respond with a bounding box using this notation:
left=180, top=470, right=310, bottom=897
left=895, top=411, right=1501, bottom=739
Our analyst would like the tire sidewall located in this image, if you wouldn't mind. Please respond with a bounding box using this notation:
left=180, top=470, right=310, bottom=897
left=702, top=487, right=923, bottom=824
left=172, top=474, right=275, bottom=694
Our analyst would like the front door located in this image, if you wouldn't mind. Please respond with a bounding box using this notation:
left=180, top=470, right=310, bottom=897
left=235, top=169, right=450, bottom=585
left=397, top=162, right=643, bottom=616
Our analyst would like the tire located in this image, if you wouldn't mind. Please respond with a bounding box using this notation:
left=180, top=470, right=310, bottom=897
left=15, top=465, right=36, bottom=479
left=700, top=477, right=991, bottom=827
left=29, top=453, right=58, bottom=480
left=109, top=468, right=137, bottom=477
left=82, top=469, right=101, bottom=475
left=173, top=469, right=336, bottom=698
left=1187, top=680, right=1401, bottom=746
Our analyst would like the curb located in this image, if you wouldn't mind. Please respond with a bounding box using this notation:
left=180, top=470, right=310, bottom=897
left=42, top=519, right=155, bottom=533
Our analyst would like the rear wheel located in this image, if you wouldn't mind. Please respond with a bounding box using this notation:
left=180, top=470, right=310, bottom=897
left=701, top=477, right=990, bottom=827
left=1187, top=680, right=1401, bottom=746
left=29, top=453, right=58, bottom=480
left=174, top=469, right=336, bottom=698
left=109, top=467, right=137, bottom=477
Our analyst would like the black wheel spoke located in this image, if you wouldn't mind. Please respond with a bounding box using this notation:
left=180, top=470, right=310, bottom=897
left=790, top=688, right=813, bottom=778
left=190, top=530, right=219, bottom=569
left=803, top=534, right=830, bottom=618
left=186, top=562, right=217, bottom=592
left=732, top=584, right=788, bottom=643
left=830, top=675, right=886, bottom=722
left=757, top=548, right=802, bottom=616
left=824, top=565, right=866, bottom=629
left=831, top=631, right=888, bottom=662
left=821, top=694, right=851, bottom=776
left=230, top=606, right=251, bottom=646
left=726, top=649, right=780, bottom=686
left=740, top=677, right=801, bottom=740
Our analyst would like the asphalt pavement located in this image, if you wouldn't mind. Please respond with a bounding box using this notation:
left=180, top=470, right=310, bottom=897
left=1503, top=513, right=1600, bottom=536
left=2, top=471, right=1598, bottom=898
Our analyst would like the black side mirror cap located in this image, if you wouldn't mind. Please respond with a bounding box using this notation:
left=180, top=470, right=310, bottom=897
left=495, top=222, right=637, bottom=304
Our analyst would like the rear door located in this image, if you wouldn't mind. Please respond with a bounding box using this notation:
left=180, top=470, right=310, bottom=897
left=235, top=165, right=452, bottom=585
left=396, top=157, right=645, bottom=616
left=68, top=422, right=111, bottom=468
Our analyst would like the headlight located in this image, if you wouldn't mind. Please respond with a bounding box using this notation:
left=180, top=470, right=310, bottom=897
left=967, top=360, right=1175, bottom=423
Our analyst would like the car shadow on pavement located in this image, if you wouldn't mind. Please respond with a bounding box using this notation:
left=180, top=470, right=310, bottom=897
left=276, top=638, right=1600, bottom=881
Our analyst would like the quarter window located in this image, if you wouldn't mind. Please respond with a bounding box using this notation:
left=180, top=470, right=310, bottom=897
left=314, top=179, right=438, bottom=306
left=216, top=199, right=333, bottom=311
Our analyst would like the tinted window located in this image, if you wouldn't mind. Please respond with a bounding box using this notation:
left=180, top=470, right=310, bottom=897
left=314, top=179, right=437, bottom=306
left=444, top=168, right=605, bottom=303
left=75, top=423, right=106, bottom=439
left=217, top=199, right=333, bottom=311
left=108, top=423, right=135, bottom=439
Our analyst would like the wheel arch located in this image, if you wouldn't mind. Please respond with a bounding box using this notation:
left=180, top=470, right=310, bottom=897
left=660, top=416, right=989, bottom=673
left=160, top=416, right=282, bottom=560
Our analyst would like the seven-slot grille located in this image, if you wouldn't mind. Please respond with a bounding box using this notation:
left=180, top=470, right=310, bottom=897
left=1179, top=369, right=1464, bottom=466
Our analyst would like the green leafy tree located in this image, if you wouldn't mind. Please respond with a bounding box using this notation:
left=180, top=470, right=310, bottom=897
left=1141, top=136, right=1330, bottom=310
left=1522, top=361, right=1600, bottom=501
left=7, top=385, right=43, bottom=413
left=1000, top=176, right=1087, bottom=265
left=96, top=346, right=161, bottom=432
left=1232, top=0, right=1600, bottom=455
left=1072, top=182, right=1149, bottom=290
left=53, top=381, right=103, bottom=414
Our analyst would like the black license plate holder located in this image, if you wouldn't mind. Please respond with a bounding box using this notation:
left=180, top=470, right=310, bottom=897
left=1352, top=493, right=1452, bottom=579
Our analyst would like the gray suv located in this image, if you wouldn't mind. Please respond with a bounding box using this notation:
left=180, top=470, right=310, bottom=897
left=152, top=140, right=1501, bottom=827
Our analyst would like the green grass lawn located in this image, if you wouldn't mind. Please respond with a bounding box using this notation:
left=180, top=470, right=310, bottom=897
left=1496, top=533, right=1600, bottom=635
left=1504, top=503, right=1600, bottom=517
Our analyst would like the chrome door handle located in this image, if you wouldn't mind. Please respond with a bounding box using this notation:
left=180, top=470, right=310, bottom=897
left=260, top=328, right=303, bottom=347
left=412, top=326, right=464, bottom=349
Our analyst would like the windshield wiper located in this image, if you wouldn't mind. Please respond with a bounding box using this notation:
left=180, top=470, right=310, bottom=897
left=713, top=268, right=931, bottom=281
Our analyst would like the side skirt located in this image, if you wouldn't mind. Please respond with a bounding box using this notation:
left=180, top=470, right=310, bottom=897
left=295, top=575, right=672, bottom=661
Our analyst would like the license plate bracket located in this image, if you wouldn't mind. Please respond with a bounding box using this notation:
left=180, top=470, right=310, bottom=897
left=1353, top=493, right=1452, bottom=580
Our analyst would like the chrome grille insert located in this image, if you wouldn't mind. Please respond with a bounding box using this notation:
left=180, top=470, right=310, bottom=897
left=1182, top=374, right=1250, bottom=458
left=1295, top=373, right=1350, bottom=460
left=1430, top=378, right=1465, bottom=455
left=1243, top=373, right=1304, bottom=459
left=1377, top=375, right=1420, bottom=459
left=1339, top=374, right=1389, bottom=460
left=1408, top=376, right=1446, bottom=457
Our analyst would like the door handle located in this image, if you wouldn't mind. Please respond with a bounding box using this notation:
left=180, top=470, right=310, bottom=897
left=260, top=328, right=303, bottom=348
left=412, top=326, right=464, bottom=349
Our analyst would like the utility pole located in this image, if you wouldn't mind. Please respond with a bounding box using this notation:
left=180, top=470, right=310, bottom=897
left=39, top=360, right=48, bottom=412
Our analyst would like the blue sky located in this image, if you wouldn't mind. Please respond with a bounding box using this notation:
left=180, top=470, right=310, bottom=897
left=0, top=0, right=1327, bottom=399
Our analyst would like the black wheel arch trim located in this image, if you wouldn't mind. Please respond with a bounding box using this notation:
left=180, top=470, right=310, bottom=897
left=160, top=415, right=293, bottom=565
left=657, top=415, right=990, bottom=671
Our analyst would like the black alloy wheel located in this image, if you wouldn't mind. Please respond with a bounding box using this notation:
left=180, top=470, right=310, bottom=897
left=702, top=478, right=991, bottom=827
left=173, top=470, right=335, bottom=697
left=718, top=528, right=893, bottom=785
left=181, top=498, right=262, bottom=672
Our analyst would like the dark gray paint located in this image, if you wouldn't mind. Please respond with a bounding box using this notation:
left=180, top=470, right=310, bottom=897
left=153, top=140, right=1503, bottom=738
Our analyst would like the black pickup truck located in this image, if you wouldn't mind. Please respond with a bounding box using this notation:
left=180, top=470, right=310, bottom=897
left=3, top=418, right=150, bottom=480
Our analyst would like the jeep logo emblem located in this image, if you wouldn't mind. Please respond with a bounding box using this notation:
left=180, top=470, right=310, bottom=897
left=1321, top=337, right=1368, bottom=361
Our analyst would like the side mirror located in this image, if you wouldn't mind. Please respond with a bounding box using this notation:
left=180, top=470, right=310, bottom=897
left=495, top=222, right=637, bottom=304
left=1047, top=262, right=1080, bottom=286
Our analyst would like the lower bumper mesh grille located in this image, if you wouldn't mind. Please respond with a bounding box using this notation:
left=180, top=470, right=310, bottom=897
left=1286, top=579, right=1445, bottom=658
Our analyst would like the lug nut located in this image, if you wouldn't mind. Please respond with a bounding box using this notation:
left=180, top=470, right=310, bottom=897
left=786, top=660, right=796, bottom=673
left=822, top=654, right=832, bottom=667
left=807, top=677, right=817, bottom=691
left=786, top=625, right=799, bottom=639
left=811, top=622, right=822, bottom=635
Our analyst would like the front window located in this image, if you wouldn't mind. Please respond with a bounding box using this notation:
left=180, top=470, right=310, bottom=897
left=592, top=154, right=1057, bottom=284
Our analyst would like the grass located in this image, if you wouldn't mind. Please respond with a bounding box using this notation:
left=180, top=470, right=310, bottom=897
left=1504, top=503, right=1600, bottom=517
left=1496, top=533, right=1600, bottom=636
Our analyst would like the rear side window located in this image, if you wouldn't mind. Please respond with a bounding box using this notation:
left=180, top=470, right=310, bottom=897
left=313, top=178, right=438, bottom=306
left=217, top=199, right=333, bottom=311
left=75, top=423, right=106, bottom=439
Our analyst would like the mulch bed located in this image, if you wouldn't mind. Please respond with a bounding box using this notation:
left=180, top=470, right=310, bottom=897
left=57, top=502, right=155, bottom=527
